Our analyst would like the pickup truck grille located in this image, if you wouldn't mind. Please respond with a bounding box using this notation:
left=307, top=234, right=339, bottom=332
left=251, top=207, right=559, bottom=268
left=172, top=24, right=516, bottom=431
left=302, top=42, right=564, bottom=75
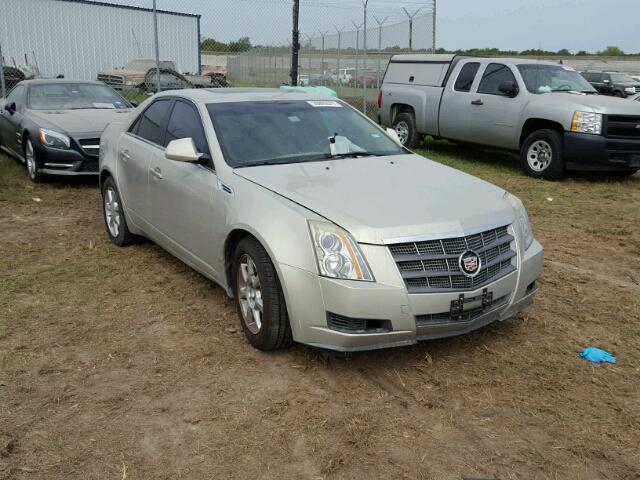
left=97, top=74, right=124, bottom=86
left=388, top=225, right=516, bottom=294
left=605, top=115, right=640, bottom=140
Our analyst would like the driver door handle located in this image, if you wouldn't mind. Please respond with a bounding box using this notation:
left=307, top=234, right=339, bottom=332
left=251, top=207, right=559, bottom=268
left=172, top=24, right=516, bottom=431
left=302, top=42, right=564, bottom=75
left=471, top=99, right=484, bottom=106
left=120, top=150, right=130, bottom=162
left=150, top=166, right=163, bottom=180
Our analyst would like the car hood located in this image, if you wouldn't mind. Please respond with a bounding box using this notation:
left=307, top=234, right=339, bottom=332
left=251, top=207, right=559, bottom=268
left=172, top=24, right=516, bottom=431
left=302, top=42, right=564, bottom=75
left=544, top=92, right=640, bottom=114
left=234, top=154, right=515, bottom=245
left=99, top=69, right=146, bottom=78
left=28, top=109, right=133, bottom=136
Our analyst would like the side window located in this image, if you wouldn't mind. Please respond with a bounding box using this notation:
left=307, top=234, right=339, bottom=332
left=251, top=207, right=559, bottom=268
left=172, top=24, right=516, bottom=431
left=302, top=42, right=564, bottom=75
left=477, top=63, right=518, bottom=95
left=164, top=100, right=209, bottom=155
left=602, top=74, right=611, bottom=83
left=131, top=99, right=171, bottom=146
left=591, top=73, right=602, bottom=82
left=454, top=62, right=481, bottom=92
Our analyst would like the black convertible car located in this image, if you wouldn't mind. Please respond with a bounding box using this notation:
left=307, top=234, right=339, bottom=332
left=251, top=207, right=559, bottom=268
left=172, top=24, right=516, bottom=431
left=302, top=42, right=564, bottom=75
left=0, top=79, right=133, bottom=182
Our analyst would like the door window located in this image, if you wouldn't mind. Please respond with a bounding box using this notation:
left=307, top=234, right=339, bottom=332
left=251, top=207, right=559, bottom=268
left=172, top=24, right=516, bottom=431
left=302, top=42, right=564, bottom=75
left=591, top=73, right=602, bottom=82
left=454, top=63, right=480, bottom=92
left=6, top=85, right=24, bottom=103
left=477, top=64, right=517, bottom=95
left=130, top=99, right=171, bottom=146
left=164, top=100, right=210, bottom=155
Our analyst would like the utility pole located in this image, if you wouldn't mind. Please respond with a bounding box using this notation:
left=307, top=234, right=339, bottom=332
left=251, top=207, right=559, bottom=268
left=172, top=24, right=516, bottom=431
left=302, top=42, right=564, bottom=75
left=152, top=0, right=161, bottom=93
left=290, top=0, right=300, bottom=86
left=0, top=42, right=6, bottom=98
left=318, top=30, right=329, bottom=85
left=373, top=15, right=388, bottom=90
left=432, top=0, right=437, bottom=53
left=334, top=25, right=345, bottom=96
left=352, top=21, right=362, bottom=96
left=402, top=7, right=423, bottom=52
left=362, top=0, right=369, bottom=114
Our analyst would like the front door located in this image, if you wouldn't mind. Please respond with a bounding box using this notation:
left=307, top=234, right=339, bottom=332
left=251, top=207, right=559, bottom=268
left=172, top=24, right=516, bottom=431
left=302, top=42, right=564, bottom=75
left=0, top=84, right=26, bottom=155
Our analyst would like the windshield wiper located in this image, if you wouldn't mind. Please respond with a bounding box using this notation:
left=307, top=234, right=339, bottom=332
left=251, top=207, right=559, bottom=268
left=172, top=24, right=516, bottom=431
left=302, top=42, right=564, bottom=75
left=326, top=151, right=381, bottom=159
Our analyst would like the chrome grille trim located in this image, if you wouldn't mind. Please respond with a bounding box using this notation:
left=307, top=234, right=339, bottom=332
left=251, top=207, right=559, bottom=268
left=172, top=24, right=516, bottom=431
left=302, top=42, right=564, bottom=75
left=78, top=138, right=100, bottom=157
left=388, top=225, right=517, bottom=294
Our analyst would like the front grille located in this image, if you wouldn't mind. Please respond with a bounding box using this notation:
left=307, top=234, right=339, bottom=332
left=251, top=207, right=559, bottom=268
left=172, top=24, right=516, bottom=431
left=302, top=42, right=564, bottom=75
left=326, top=313, right=392, bottom=334
left=78, top=138, right=100, bottom=157
left=388, top=225, right=517, bottom=294
left=605, top=115, right=640, bottom=139
left=415, top=294, right=510, bottom=326
left=97, top=74, right=124, bottom=86
left=79, top=159, right=99, bottom=172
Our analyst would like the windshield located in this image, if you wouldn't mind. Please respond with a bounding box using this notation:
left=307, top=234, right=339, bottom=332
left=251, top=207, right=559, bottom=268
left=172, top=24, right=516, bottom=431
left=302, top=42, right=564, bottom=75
left=125, top=60, right=176, bottom=71
left=609, top=73, right=635, bottom=83
left=207, top=100, right=405, bottom=167
left=517, top=64, right=596, bottom=94
left=28, top=83, right=131, bottom=110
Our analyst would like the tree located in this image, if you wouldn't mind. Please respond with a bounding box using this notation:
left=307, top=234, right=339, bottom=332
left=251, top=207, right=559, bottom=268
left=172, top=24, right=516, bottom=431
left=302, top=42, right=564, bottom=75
left=228, top=37, right=252, bottom=53
left=557, top=49, right=571, bottom=56
left=201, top=37, right=229, bottom=52
left=598, top=46, right=625, bottom=56
left=575, top=50, right=589, bottom=56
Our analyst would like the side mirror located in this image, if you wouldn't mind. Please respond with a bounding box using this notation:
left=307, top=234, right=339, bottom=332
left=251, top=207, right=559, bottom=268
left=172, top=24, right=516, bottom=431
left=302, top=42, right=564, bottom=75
left=4, top=102, right=16, bottom=115
left=603, top=79, right=610, bottom=84
left=498, top=80, right=519, bottom=97
left=386, top=128, right=402, bottom=145
left=165, top=138, right=202, bottom=163
left=129, top=101, right=139, bottom=108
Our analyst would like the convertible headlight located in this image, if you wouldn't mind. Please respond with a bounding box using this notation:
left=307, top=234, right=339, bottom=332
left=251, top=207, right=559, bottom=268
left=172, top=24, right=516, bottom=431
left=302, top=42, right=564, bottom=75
left=504, top=193, right=534, bottom=251
left=570, top=111, right=602, bottom=135
left=308, top=220, right=374, bottom=281
left=37, top=128, right=70, bottom=149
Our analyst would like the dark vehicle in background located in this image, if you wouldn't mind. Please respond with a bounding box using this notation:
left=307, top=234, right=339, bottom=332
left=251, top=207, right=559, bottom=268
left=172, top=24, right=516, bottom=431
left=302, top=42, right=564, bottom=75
left=0, top=79, right=132, bottom=182
left=581, top=71, right=640, bottom=98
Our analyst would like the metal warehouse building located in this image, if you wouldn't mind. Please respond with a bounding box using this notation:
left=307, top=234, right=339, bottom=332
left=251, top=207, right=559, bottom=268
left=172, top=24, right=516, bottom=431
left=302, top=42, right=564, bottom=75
left=1, top=0, right=201, bottom=80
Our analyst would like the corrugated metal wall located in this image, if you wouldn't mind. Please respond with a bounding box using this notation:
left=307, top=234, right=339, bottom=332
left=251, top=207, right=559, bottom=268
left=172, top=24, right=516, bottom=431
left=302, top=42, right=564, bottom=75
left=0, top=0, right=200, bottom=80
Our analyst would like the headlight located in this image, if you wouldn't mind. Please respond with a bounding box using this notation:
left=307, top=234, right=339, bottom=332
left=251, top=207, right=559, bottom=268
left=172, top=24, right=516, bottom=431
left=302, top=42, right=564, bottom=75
left=504, top=193, right=534, bottom=250
left=570, top=111, right=602, bottom=135
left=37, top=128, right=70, bottom=149
left=624, top=87, right=636, bottom=94
left=308, top=220, right=374, bottom=281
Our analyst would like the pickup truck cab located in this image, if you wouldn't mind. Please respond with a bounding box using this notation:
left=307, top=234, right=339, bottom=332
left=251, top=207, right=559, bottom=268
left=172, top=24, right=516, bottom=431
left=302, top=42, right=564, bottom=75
left=379, top=55, right=640, bottom=179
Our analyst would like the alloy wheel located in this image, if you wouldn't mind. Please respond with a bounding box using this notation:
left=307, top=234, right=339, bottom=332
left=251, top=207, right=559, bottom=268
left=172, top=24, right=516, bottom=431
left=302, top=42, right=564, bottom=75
left=237, top=254, right=263, bottom=335
left=104, top=187, right=122, bottom=238
left=25, top=140, right=37, bottom=179
left=527, top=140, right=553, bottom=172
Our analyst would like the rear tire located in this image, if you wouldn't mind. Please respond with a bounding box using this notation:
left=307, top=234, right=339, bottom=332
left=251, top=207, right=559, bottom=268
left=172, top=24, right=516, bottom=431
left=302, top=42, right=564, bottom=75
left=520, top=129, right=565, bottom=180
left=392, top=112, right=421, bottom=149
left=101, top=176, right=142, bottom=247
left=233, top=237, right=293, bottom=351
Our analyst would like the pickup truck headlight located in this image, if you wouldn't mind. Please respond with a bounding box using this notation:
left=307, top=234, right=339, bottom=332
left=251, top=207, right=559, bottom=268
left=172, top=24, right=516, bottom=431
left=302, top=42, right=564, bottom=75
left=37, top=128, right=70, bottom=149
left=624, top=87, right=636, bottom=94
left=308, top=220, right=374, bottom=281
left=570, top=111, right=602, bottom=135
left=504, top=193, right=534, bottom=251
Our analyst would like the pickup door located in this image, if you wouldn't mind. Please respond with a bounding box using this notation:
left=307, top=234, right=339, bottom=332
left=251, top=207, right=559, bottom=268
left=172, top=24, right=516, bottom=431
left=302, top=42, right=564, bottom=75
left=440, top=61, right=525, bottom=150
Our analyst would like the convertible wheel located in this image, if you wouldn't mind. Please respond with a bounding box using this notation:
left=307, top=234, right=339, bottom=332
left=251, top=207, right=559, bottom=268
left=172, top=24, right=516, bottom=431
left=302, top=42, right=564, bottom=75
left=101, top=177, right=142, bottom=247
left=25, top=138, right=43, bottom=183
left=233, top=237, right=292, bottom=351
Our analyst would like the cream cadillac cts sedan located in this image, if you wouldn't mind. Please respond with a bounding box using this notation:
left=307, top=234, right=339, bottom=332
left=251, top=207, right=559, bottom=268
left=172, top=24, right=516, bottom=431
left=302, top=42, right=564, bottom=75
left=99, top=88, right=543, bottom=352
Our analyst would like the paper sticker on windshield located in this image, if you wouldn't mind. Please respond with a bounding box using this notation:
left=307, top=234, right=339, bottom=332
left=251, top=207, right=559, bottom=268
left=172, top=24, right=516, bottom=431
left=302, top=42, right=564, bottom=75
left=562, top=66, right=575, bottom=71
left=92, top=103, right=116, bottom=109
left=288, top=116, right=301, bottom=123
left=307, top=100, right=342, bottom=108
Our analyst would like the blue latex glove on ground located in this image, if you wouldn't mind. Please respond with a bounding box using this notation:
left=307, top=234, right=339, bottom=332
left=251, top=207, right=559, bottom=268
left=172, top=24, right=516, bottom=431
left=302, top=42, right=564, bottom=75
left=581, top=347, right=616, bottom=364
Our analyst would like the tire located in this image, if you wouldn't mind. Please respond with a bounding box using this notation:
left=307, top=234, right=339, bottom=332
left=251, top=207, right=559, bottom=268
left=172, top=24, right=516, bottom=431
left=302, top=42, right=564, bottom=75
left=24, top=138, right=44, bottom=183
left=101, top=176, right=141, bottom=247
left=613, top=91, right=624, bottom=98
left=392, top=112, right=421, bottom=149
left=233, top=237, right=293, bottom=351
left=520, top=129, right=565, bottom=180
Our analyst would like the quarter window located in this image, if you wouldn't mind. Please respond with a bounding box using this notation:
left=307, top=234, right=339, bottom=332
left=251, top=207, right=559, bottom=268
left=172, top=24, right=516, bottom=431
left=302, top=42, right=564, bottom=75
left=477, top=63, right=518, bottom=96
left=165, top=100, right=209, bottom=155
left=454, top=63, right=480, bottom=92
left=130, top=99, right=171, bottom=146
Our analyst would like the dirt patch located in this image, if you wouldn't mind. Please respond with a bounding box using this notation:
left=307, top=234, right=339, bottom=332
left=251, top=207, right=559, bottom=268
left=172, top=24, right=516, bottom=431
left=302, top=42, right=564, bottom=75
left=1, top=154, right=639, bottom=479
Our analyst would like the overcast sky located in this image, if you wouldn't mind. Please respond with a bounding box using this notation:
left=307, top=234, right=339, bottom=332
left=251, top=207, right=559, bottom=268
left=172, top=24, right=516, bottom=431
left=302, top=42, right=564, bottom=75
left=113, top=0, right=637, bottom=53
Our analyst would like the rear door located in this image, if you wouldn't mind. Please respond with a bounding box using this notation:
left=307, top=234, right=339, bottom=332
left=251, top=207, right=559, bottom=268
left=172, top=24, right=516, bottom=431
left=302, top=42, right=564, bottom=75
left=439, top=60, right=482, bottom=140
left=464, top=62, right=526, bottom=148
left=117, top=98, right=172, bottom=228
left=147, top=99, right=222, bottom=277
left=600, top=73, right=614, bottom=94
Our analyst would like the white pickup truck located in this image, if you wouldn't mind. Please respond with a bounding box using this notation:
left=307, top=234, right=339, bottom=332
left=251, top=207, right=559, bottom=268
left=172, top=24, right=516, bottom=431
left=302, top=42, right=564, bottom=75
left=378, top=54, right=640, bottom=178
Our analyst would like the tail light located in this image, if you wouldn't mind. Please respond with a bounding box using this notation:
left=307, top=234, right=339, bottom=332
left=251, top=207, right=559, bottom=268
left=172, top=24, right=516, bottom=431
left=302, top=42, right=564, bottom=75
left=377, top=90, right=383, bottom=109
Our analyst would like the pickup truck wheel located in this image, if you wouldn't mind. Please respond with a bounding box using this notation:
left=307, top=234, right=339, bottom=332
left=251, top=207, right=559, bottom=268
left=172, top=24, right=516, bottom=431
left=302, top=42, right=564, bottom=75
left=233, top=238, right=293, bottom=351
left=613, top=91, right=624, bottom=98
left=520, top=130, right=565, bottom=180
left=101, top=177, right=142, bottom=247
left=393, top=113, right=420, bottom=149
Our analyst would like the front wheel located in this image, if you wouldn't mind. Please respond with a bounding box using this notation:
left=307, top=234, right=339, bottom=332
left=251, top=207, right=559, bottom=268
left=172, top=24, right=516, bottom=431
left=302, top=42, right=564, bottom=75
left=233, top=237, right=292, bottom=351
left=613, top=91, right=624, bottom=98
left=392, top=112, right=421, bottom=149
left=25, top=138, right=43, bottom=183
left=101, top=177, right=142, bottom=246
left=520, top=129, right=565, bottom=180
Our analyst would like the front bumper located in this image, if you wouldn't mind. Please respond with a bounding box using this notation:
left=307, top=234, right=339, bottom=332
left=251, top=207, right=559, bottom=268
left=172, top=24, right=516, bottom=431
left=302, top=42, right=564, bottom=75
left=563, top=132, right=640, bottom=171
left=34, top=138, right=99, bottom=176
left=280, top=238, right=544, bottom=352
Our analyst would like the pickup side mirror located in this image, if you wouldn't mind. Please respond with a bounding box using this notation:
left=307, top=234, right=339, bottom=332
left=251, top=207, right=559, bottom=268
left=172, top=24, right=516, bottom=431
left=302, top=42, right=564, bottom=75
left=498, top=80, right=519, bottom=97
left=4, top=102, right=16, bottom=115
left=603, top=79, right=610, bottom=84
left=165, top=138, right=203, bottom=163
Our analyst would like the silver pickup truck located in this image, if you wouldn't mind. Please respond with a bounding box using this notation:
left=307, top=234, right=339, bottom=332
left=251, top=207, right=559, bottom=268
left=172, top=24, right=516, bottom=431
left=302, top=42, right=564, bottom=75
left=378, top=54, right=640, bottom=179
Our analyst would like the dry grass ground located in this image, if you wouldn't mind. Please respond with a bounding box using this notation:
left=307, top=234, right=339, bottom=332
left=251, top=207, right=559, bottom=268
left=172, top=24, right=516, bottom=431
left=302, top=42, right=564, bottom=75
left=1, top=144, right=639, bottom=480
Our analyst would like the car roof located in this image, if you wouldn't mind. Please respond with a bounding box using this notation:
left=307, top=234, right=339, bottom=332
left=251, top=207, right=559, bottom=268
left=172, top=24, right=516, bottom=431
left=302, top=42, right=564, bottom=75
left=389, top=54, right=562, bottom=67
left=154, top=87, right=338, bottom=104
